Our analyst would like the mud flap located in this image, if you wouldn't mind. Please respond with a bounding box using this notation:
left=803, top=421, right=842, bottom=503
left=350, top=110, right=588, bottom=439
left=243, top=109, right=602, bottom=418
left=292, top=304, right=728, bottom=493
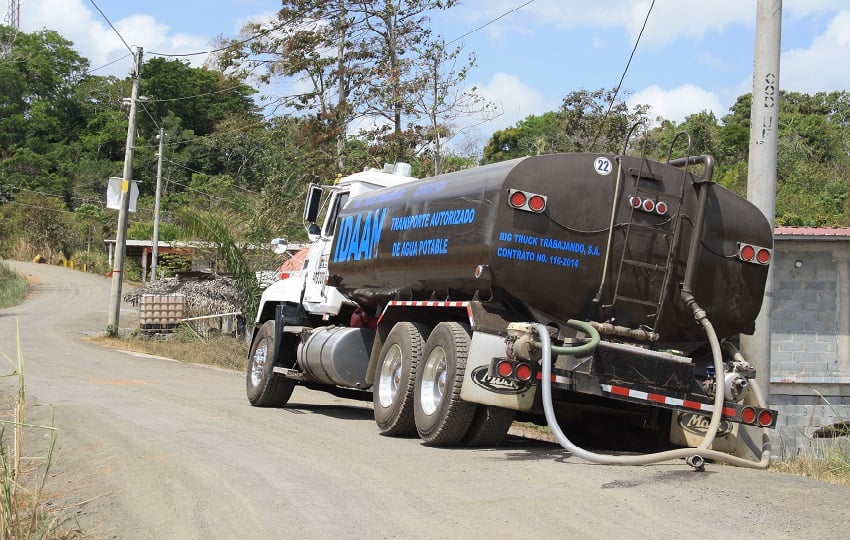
left=460, top=331, right=537, bottom=411
left=669, top=411, right=739, bottom=453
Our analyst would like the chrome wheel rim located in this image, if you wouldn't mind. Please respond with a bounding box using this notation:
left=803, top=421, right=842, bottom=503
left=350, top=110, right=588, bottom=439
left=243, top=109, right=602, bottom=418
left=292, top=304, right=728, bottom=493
left=378, top=344, right=404, bottom=408
left=420, top=346, right=447, bottom=416
left=250, top=341, right=268, bottom=386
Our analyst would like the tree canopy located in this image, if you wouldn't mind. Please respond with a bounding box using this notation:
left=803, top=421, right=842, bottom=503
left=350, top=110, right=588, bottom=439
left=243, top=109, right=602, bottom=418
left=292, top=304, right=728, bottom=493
left=2, top=22, right=849, bottom=284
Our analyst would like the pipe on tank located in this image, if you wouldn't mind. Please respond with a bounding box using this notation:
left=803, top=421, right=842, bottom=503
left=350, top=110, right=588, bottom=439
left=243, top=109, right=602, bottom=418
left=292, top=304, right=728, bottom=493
left=538, top=319, right=771, bottom=468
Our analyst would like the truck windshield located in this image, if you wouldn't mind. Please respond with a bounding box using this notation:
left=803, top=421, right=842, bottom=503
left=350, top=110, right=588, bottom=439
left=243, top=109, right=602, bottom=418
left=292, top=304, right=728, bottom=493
left=322, top=191, right=350, bottom=237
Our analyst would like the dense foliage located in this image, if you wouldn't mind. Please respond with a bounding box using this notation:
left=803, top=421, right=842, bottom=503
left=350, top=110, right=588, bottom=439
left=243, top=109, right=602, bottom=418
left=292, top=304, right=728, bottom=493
left=484, top=89, right=850, bottom=227
left=2, top=16, right=849, bottom=286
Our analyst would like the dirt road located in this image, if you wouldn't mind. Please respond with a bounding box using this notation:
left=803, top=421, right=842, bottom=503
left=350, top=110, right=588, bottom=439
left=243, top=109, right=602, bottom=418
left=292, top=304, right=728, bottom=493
left=1, top=262, right=847, bottom=539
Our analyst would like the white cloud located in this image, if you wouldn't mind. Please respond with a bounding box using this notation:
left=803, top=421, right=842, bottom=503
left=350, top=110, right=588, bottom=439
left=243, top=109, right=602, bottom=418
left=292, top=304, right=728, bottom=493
left=21, top=0, right=211, bottom=76
left=629, top=84, right=724, bottom=124
left=466, top=0, right=755, bottom=48
left=475, top=72, right=551, bottom=130
left=781, top=10, right=850, bottom=93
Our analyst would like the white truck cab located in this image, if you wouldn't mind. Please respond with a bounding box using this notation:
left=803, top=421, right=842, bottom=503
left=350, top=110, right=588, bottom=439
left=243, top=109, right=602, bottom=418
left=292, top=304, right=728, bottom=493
left=256, top=165, right=418, bottom=323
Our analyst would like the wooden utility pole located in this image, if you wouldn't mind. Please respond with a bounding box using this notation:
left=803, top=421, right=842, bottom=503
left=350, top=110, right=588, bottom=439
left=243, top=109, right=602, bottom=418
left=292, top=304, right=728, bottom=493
left=107, top=47, right=143, bottom=335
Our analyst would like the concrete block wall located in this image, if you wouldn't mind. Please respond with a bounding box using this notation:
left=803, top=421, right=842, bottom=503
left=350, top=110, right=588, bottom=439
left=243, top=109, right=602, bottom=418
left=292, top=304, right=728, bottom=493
left=768, top=238, right=850, bottom=456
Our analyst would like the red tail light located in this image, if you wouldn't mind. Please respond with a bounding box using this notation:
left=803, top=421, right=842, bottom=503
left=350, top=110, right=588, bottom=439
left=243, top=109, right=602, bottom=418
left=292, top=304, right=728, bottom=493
left=515, top=363, right=533, bottom=382
left=509, top=190, right=527, bottom=208
left=496, top=360, right=514, bottom=378
left=655, top=201, right=668, bottom=215
left=528, top=195, right=546, bottom=213
left=741, top=406, right=757, bottom=424
left=738, top=243, right=771, bottom=265
left=757, top=409, right=774, bottom=427
left=508, top=189, right=547, bottom=213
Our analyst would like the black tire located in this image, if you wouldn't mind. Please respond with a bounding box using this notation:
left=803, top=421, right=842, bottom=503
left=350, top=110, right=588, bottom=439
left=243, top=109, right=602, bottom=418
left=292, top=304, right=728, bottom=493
left=462, top=406, right=516, bottom=447
left=246, top=320, right=296, bottom=407
left=373, top=322, right=430, bottom=436
left=414, top=322, right=477, bottom=446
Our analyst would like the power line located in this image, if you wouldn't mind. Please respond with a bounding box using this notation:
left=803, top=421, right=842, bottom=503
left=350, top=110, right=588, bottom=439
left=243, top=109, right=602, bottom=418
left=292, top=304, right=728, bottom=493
left=590, top=0, right=656, bottom=152
left=87, top=53, right=133, bottom=75
left=147, top=14, right=295, bottom=58
left=163, top=158, right=261, bottom=196
left=87, top=0, right=134, bottom=55
left=145, top=84, right=252, bottom=103
left=447, top=0, right=537, bottom=46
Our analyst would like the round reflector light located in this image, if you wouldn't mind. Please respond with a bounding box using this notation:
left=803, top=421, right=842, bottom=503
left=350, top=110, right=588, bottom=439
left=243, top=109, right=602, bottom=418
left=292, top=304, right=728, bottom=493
left=528, top=195, right=546, bottom=212
left=630, top=196, right=642, bottom=208
left=515, top=363, right=533, bottom=382
left=756, top=248, right=771, bottom=265
left=655, top=201, right=668, bottom=215
left=642, top=199, right=655, bottom=212
left=741, top=406, right=757, bottom=424
left=496, top=361, right=514, bottom=378
left=509, top=191, right=527, bottom=208
left=757, top=410, right=774, bottom=427
left=740, top=244, right=756, bottom=262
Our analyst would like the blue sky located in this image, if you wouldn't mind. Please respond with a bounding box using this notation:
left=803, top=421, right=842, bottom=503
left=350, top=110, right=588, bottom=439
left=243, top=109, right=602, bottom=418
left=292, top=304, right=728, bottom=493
left=20, top=1, right=850, bottom=148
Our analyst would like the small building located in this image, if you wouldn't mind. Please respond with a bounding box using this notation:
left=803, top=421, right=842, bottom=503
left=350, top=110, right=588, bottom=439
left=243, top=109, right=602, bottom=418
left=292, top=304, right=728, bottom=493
left=771, top=227, right=850, bottom=455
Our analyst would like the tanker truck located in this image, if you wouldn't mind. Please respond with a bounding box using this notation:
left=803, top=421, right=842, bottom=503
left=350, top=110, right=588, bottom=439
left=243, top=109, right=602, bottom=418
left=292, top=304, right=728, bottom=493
left=246, top=147, right=778, bottom=468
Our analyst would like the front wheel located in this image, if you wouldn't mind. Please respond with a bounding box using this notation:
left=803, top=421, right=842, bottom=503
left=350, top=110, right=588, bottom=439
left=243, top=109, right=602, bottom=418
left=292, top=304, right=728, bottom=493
left=414, top=322, right=477, bottom=445
left=246, top=320, right=295, bottom=407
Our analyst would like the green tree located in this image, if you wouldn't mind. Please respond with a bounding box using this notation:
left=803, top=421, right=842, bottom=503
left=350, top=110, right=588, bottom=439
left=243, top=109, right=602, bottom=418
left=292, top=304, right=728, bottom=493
left=0, top=28, right=89, bottom=157
left=141, top=58, right=258, bottom=138
left=482, top=89, right=649, bottom=164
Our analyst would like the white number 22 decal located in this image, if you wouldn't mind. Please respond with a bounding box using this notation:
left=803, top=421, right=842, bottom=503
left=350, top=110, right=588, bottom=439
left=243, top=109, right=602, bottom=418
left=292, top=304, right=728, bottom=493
left=594, top=157, right=613, bottom=175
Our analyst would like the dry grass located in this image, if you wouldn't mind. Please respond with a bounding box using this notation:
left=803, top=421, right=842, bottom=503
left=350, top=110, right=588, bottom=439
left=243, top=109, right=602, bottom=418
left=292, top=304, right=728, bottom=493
left=1, top=326, right=84, bottom=539
left=771, top=445, right=850, bottom=486
left=0, top=261, right=28, bottom=310
left=87, top=327, right=249, bottom=372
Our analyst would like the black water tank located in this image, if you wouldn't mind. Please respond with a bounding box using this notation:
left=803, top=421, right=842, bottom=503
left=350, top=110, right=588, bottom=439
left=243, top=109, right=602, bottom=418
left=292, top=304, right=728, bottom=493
left=328, top=153, right=771, bottom=343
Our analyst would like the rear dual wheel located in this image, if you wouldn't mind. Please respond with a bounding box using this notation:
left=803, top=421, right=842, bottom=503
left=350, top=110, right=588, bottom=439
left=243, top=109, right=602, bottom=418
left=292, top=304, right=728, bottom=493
left=373, top=322, right=429, bottom=436
left=375, top=320, right=515, bottom=447
left=414, top=322, right=478, bottom=446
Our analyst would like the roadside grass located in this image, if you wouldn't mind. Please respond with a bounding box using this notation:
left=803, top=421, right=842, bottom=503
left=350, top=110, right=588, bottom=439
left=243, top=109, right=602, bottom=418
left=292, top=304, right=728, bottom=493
left=770, top=445, right=850, bottom=486
left=0, top=261, right=28, bottom=309
left=769, top=394, right=850, bottom=486
left=87, top=325, right=249, bottom=372
left=1, top=326, right=83, bottom=539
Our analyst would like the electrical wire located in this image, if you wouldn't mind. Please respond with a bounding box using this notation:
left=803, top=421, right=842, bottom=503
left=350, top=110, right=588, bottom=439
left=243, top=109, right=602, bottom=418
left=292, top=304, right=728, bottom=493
left=589, top=0, right=656, bottom=152
left=87, top=0, right=134, bottom=56
left=163, top=158, right=261, bottom=196
left=145, top=85, right=252, bottom=103
left=446, top=0, right=537, bottom=46
left=86, top=53, right=133, bottom=75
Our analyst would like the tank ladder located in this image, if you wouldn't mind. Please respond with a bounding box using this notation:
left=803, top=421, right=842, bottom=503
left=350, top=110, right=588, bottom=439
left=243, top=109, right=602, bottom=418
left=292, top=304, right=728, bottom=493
left=607, top=132, right=693, bottom=332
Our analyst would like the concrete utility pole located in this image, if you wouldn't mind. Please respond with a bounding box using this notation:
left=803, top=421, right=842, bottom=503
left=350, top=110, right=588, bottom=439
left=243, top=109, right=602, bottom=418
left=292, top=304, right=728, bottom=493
left=107, top=47, right=144, bottom=334
left=151, top=127, right=164, bottom=282
left=740, top=0, right=781, bottom=398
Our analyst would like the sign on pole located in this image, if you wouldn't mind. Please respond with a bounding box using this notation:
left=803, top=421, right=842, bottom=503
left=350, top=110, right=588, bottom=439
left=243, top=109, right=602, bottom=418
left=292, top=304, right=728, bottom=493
left=106, top=177, right=139, bottom=212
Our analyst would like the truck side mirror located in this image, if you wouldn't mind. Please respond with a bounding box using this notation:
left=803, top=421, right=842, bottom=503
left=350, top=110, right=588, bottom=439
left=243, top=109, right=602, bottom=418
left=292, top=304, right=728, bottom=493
left=270, top=238, right=288, bottom=255
left=306, top=223, right=321, bottom=242
left=303, top=184, right=323, bottom=223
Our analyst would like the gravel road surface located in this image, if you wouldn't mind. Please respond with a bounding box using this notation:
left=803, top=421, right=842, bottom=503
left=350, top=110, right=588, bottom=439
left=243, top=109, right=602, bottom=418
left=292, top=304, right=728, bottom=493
left=1, top=262, right=847, bottom=539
